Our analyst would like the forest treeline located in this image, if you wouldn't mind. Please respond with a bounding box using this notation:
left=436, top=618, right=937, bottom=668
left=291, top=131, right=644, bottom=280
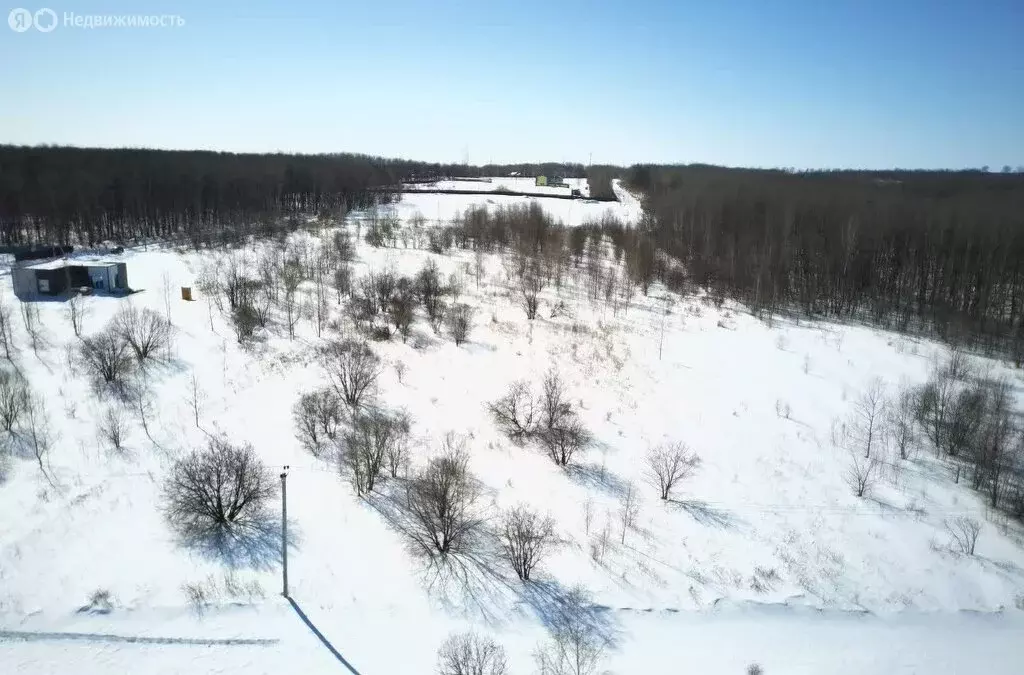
left=0, top=145, right=586, bottom=249
left=626, top=165, right=1024, bottom=361
left=0, top=146, right=403, bottom=247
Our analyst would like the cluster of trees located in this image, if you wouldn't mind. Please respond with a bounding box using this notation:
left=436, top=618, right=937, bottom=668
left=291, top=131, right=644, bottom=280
left=584, top=165, right=620, bottom=201
left=627, top=165, right=1024, bottom=360
left=77, top=305, right=174, bottom=396
left=836, top=351, right=1024, bottom=536
left=435, top=586, right=610, bottom=675
left=488, top=372, right=591, bottom=467
left=0, top=145, right=399, bottom=248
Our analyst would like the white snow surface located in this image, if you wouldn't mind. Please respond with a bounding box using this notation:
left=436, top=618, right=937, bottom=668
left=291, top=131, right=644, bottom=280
left=393, top=177, right=638, bottom=227
left=1, top=198, right=1023, bottom=673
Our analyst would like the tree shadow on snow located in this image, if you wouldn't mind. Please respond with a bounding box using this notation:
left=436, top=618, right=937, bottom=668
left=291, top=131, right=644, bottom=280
left=365, top=486, right=515, bottom=624
left=175, top=511, right=299, bottom=572
left=566, top=462, right=629, bottom=498
left=670, top=499, right=742, bottom=530
left=519, top=579, right=621, bottom=647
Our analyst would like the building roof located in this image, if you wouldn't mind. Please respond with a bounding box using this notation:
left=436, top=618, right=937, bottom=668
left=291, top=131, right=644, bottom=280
left=23, top=258, right=118, bottom=271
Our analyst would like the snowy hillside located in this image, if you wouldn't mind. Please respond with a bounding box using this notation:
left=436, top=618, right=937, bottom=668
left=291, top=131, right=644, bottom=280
left=1, top=187, right=1023, bottom=674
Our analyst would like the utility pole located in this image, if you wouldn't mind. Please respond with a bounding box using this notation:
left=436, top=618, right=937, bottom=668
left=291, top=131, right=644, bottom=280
left=280, top=466, right=289, bottom=597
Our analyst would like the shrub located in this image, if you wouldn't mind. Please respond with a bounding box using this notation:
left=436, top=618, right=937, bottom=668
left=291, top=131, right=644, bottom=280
left=944, top=516, right=981, bottom=555
left=164, top=438, right=277, bottom=538
left=0, top=369, right=29, bottom=433
left=499, top=505, right=556, bottom=581
left=114, top=306, right=173, bottom=363
left=323, top=339, right=381, bottom=408
left=294, top=388, right=342, bottom=457
left=447, top=303, right=475, bottom=345
left=487, top=381, right=538, bottom=441
left=645, top=442, right=701, bottom=500
left=79, top=328, right=135, bottom=389
left=343, top=409, right=410, bottom=496
left=403, top=440, right=482, bottom=559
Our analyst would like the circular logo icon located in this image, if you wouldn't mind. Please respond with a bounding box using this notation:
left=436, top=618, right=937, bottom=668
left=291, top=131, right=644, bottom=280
left=34, top=8, right=57, bottom=32
left=8, top=8, right=32, bottom=32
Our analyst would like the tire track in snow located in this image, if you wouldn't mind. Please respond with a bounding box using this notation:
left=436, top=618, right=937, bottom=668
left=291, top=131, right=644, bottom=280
left=0, top=630, right=278, bottom=646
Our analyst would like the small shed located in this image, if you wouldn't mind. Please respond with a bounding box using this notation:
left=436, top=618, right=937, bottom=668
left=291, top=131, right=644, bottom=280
left=535, top=175, right=548, bottom=187
left=12, top=258, right=129, bottom=300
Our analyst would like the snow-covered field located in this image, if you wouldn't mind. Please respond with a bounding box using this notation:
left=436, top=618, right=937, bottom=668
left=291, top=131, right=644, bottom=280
left=394, top=177, right=639, bottom=227
left=1, top=186, right=1023, bottom=674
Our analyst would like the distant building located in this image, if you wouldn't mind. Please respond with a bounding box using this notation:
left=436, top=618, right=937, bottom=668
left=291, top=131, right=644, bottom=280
left=12, top=257, right=129, bottom=300
left=536, top=175, right=569, bottom=189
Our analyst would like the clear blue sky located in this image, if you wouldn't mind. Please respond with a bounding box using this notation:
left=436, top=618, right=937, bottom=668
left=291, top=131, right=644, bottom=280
left=2, top=0, right=1022, bottom=168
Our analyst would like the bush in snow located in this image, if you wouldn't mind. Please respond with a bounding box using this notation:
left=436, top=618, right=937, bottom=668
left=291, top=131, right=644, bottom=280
left=0, top=369, right=29, bottom=433
left=231, top=302, right=260, bottom=344
left=845, top=450, right=881, bottom=498
left=436, top=632, right=508, bottom=675
left=403, top=437, right=483, bottom=559
left=323, top=339, right=381, bottom=409
left=113, top=305, right=173, bottom=364
left=536, top=371, right=589, bottom=467
left=97, top=406, right=130, bottom=455
left=499, top=505, right=557, bottom=582
left=487, top=381, right=538, bottom=442
left=342, top=409, right=410, bottom=496
left=944, top=516, right=981, bottom=555
left=446, top=303, right=475, bottom=346
left=163, top=437, right=277, bottom=538
left=644, top=442, right=701, bottom=500
left=293, top=388, right=342, bottom=458
left=78, top=327, right=136, bottom=393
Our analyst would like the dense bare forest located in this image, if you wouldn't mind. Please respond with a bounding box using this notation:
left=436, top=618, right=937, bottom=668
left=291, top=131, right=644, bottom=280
left=0, top=146, right=585, bottom=249
left=626, top=165, right=1024, bottom=362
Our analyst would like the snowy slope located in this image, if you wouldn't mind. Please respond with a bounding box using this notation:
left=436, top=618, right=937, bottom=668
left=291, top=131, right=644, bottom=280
left=2, top=197, right=1023, bottom=673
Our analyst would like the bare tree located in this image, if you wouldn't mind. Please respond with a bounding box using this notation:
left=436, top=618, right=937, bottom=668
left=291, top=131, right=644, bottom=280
left=540, top=416, right=590, bottom=467
left=618, top=481, right=640, bottom=543
left=645, top=442, right=701, bottom=500
left=323, top=339, right=381, bottom=409
left=231, top=303, right=259, bottom=344
left=163, top=437, right=277, bottom=538
left=539, top=371, right=573, bottom=434
left=388, top=278, right=417, bottom=341
left=944, top=516, right=981, bottom=555
left=0, top=370, right=29, bottom=433
left=21, top=395, right=55, bottom=486
left=403, top=442, right=483, bottom=559
left=519, top=268, right=544, bottom=320
left=499, top=505, right=557, bottom=581
left=886, top=389, right=917, bottom=460
left=342, top=409, right=409, bottom=495
left=437, top=632, right=508, bottom=675
left=850, top=379, right=887, bottom=459
left=114, top=306, right=173, bottom=364
left=66, top=294, right=91, bottom=338
left=20, top=302, right=44, bottom=353
left=79, top=328, right=135, bottom=391
left=160, top=271, right=173, bottom=324
left=282, top=286, right=303, bottom=340
left=447, top=303, right=475, bottom=346
left=294, top=388, right=343, bottom=458
left=185, top=372, right=205, bottom=428
left=97, top=406, right=129, bottom=454
left=333, top=263, right=353, bottom=303
left=487, top=381, right=537, bottom=441
left=0, top=301, right=14, bottom=359
left=845, top=450, right=881, bottom=498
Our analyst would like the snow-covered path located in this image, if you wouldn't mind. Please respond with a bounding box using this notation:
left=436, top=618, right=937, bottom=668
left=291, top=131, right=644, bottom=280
left=3, top=603, right=1021, bottom=674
